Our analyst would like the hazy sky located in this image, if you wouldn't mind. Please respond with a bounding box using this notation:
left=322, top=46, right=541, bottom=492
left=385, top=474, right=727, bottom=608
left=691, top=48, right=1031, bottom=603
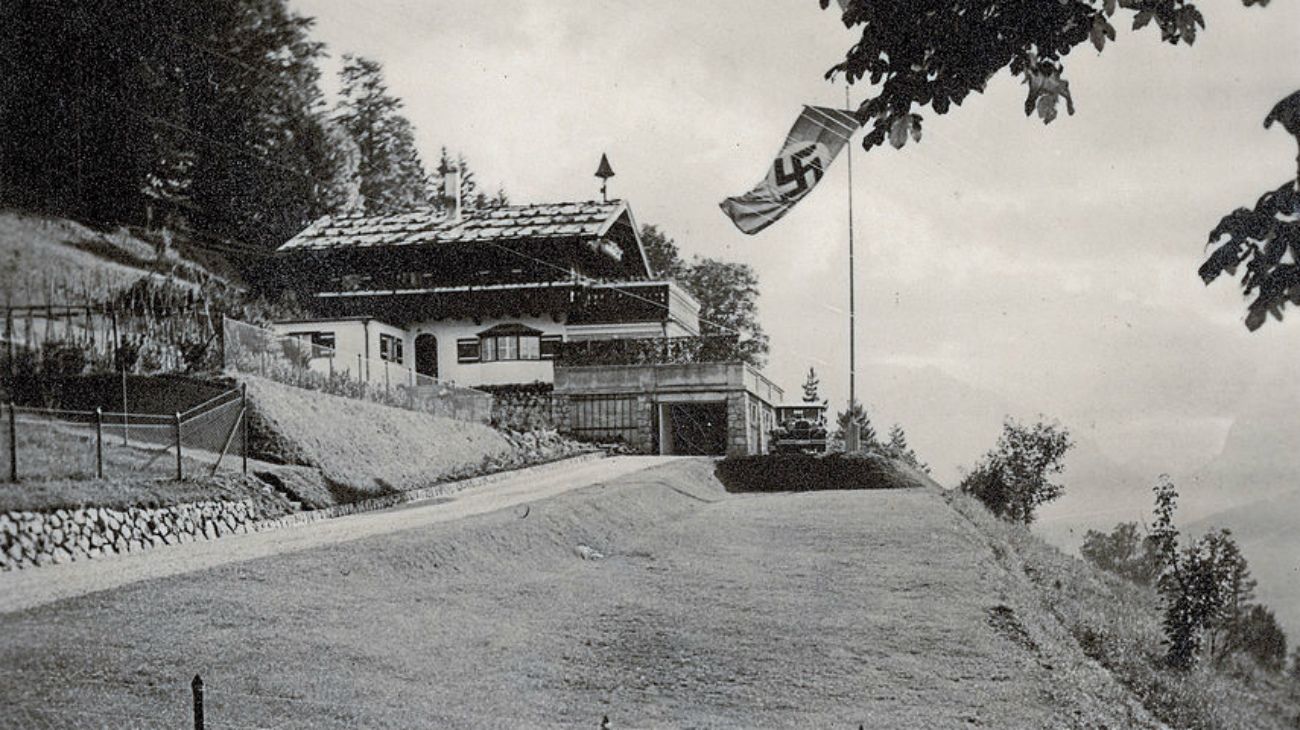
left=292, top=0, right=1300, bottom=479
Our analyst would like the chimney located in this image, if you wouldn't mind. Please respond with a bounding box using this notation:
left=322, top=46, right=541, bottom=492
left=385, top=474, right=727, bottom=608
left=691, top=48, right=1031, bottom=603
left=444, top=165, right=462, bottom=221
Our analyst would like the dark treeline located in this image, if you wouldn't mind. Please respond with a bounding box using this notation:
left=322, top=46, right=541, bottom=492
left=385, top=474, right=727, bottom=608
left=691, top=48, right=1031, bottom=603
left=0, top=1, right=501, bottom=265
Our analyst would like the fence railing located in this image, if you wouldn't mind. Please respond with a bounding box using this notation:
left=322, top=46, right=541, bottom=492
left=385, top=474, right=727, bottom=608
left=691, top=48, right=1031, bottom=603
left=221, top=317, right=493, bottom=424
left=0, top=669, right=627, bottom=729
left=3, top=388, right=246, bottom=483
left=557, top=334, right=745, bottom=367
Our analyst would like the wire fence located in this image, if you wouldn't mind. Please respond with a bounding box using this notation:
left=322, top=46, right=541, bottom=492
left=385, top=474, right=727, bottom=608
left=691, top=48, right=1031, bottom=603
left=3, top=389, right=246, bottom=483
left=221, top=317, right=492, bottom=424
left=0, top=669, right=630, bottom=729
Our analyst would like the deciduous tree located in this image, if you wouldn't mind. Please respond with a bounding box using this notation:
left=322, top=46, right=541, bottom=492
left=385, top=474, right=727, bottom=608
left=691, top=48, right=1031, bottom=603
left=676, top=257, right=771, bottom=367
left=1080, top=522, right=1161, bottom=585
left=960, top=418, right=1072, bottom=524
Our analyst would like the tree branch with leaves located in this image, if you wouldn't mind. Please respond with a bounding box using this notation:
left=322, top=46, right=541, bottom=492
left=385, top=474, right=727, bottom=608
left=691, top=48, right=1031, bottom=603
left=822, top=0, right=1270, bottom=152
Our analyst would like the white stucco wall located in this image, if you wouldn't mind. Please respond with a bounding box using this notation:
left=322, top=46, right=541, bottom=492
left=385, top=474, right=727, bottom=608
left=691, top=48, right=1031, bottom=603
left=408, top=315, right=564, bottom=387
left=271, top=318, right=414, bottom=386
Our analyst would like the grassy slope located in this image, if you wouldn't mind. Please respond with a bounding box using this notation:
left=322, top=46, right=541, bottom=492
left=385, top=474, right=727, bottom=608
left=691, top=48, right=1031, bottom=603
left=949, top=491, right=1300, bottom=729
left=0, top=459, right=1168, bottom=728
left=0, top=210, right=214, bottom=305
left=243, top=375, right=514, bottom=505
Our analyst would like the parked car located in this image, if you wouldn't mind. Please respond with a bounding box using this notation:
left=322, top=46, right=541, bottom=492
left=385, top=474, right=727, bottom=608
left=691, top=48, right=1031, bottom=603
left=770, top=403, right=828, bottom=453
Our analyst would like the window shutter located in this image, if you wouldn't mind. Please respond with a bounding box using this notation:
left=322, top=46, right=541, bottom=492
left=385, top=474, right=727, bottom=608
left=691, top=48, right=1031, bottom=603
left=457, top=338, right=480, bottom=363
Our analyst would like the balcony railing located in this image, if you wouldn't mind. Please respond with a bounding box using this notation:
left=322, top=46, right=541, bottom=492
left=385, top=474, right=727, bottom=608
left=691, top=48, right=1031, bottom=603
left=567, top=283, right=672, bottom=325
left=556, top=335, right=744, bottom=366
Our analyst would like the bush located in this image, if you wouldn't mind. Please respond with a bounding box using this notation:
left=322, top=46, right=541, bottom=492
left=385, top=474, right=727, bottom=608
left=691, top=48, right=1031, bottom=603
left=715, top=452, right=926, bottom=492
left=959, top=417, right=1072, bottom=524
left=40, top=339, right=87, bottom=378
left=1080, top=522, right=1162, bottom=586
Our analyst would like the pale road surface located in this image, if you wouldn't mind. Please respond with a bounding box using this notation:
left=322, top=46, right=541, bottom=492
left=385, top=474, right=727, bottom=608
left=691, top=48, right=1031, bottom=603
left=0, top=455, right=673, bottom=614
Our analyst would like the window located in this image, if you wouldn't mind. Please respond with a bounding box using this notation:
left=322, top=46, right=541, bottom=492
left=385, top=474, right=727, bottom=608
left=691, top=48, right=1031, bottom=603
left=539, top=335, right=563, bottom=360
left=457, top=338, right=480, bottom=363
left=498, top=335, right=518, bottom=361
left=379, top=333, right=404, bottom=364
left=288, top=331, right=336, bottom=358
left=474, top=324, right=547, bottom=363
left=519, top=335, right=540, bottom=361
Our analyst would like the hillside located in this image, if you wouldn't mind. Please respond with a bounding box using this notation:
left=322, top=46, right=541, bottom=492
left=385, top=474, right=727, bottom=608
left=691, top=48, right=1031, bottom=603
left=0, top=209, right=227, bottom=305
left=242, top=375, right=591, bottom=508
left=4, top=458, right=1296, bottom=727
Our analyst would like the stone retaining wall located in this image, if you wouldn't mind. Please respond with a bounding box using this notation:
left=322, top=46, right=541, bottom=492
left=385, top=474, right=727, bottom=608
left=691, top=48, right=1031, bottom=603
left=0, top=452, right=607, bottom=572
left=1, top=499, right=261, bottom=570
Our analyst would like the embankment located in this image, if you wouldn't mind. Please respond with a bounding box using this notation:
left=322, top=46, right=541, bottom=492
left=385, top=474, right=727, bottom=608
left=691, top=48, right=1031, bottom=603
left=241, top=375, right=587, bottom=506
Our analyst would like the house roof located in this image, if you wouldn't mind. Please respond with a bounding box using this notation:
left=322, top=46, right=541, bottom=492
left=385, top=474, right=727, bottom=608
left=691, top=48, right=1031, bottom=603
left=477, top=322, right=544, bottom=337
left=278, top=200, right=632, bottom=253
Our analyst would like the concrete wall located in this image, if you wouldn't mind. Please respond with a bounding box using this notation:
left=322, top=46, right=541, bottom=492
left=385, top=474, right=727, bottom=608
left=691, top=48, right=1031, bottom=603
left=554, top=362, right=784, bottom=457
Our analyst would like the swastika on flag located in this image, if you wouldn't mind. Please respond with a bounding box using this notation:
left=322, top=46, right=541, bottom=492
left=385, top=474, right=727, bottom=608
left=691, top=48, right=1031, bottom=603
left=767, top=141, right=830, bottom=197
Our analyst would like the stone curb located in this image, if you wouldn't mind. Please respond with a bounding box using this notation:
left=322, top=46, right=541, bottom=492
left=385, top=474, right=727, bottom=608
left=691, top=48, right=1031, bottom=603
left=247, top=450, right=607, bottom=532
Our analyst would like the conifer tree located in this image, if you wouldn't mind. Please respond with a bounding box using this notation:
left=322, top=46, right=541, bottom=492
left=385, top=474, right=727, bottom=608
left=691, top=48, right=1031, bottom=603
left=801, top=367, right=821, bottom=404
left=335, top=55, right=428, bottom=214
left=835, top=400, right=876, bottom=447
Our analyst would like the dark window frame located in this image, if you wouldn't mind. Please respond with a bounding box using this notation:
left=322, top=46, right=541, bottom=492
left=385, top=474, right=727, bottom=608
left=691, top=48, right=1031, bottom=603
left=287, top=330, right=336, bottom=358
left=379, top=333, right=404, bottom=364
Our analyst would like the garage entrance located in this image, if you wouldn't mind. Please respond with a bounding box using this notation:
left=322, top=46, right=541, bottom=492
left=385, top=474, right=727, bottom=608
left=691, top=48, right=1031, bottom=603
left=658, top=401, right=727, bottom=455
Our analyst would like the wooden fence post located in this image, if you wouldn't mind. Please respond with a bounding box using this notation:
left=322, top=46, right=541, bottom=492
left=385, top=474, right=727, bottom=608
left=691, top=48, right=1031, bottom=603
left=6, top=402, right=16, bottom=483
left=174, top=412, right=183, bottom=481
left=4, top=306, right=14, bottom=384
left=240, top=384, right=248, bottom=476
left=94, top=407, right=103, bottom=479
left=121, top=366, right=130, bottom=446
left=191, top=674, right=204, bottom=730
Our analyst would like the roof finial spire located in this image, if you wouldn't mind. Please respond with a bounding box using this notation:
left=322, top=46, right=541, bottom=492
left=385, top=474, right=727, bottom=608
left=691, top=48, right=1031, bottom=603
left=595, top=153, right=615, bottom=203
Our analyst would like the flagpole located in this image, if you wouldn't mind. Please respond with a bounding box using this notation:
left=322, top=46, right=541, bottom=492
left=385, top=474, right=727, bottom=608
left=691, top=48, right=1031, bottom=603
left=846, top=85, right=857, bottom=419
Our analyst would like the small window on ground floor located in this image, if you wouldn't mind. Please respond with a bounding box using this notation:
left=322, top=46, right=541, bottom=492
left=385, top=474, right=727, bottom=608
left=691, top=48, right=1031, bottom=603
left=379, top=333, right=403, bottom=364
left=457, top=338, right=480, bottom=363
left=539, top=334, right=562, bottom=360
left=288, top=331, right=336, bottom=358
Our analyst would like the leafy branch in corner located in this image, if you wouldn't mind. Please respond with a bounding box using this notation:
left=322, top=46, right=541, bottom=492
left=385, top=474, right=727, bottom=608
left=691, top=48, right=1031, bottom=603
left=821, top=0, right=1270, bottom=151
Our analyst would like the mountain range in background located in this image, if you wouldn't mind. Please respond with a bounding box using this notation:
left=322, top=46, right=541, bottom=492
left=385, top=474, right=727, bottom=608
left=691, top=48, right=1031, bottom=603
left=863, top=360, right=1299, bottom=638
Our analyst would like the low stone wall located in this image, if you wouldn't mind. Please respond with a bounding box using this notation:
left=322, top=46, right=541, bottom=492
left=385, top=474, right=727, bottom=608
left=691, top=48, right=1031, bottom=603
left=478, top=384, right=566, bottom=432
left=1, top=499, right=261, bottom=570
left=0, top=452, right=608, bottom=572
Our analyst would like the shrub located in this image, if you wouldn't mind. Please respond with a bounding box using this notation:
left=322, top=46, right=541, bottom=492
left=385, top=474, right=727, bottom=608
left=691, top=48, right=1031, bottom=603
left=1080, top=522, right=1162, bottom=586
left=1223, top=604, right=1288, bottom=671
left=39, top=339, right=88, bottom=378
left=959, top=417, right=1072, bottom=524
left=715, top=452, right=925, bottom=492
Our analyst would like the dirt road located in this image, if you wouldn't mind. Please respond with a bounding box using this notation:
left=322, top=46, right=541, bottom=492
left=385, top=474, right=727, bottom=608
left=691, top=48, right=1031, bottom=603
left=0, top=458, right=1149, bottom=728
left=0, top=455, right=671, bottom=614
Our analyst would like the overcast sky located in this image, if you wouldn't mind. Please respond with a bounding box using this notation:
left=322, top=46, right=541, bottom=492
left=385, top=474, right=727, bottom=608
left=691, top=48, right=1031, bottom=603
left=292, top=0, right=1300, bottom=479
